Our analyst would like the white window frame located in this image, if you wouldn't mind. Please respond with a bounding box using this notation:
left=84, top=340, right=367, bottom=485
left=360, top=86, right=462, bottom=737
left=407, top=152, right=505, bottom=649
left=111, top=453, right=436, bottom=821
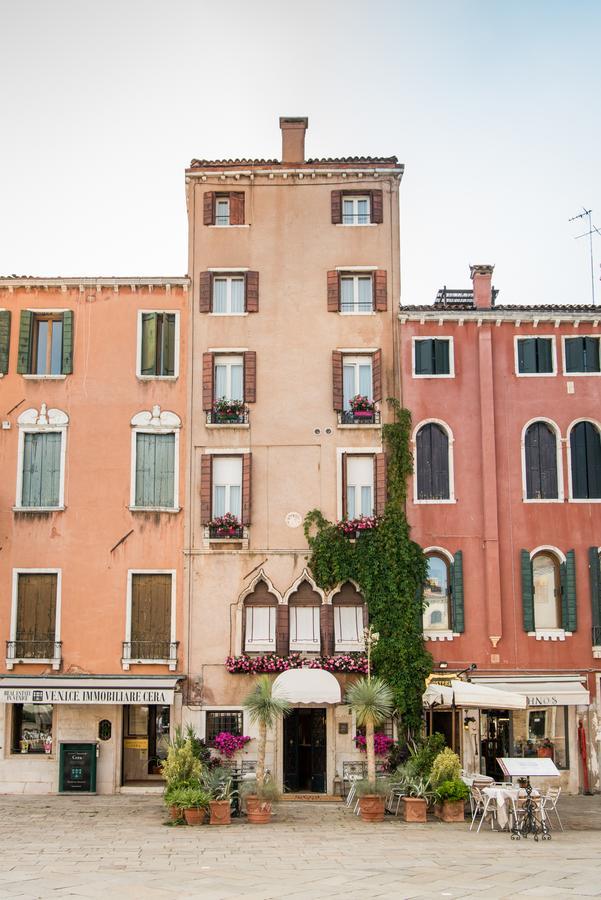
left=21, top=308, right=69, bottom=380
left=336, top=447, right=381, bottom=520
left=412, top=419, right=456, bottom=505
left=339, top=273, right=374, bottom=315
left=123, top=569, right=177, bottom=670
left=521, top=417, right=564, bottom=503
left=341, top=195, right=371, bottom=226
left=513, top=334, right=557, bottom=377
left=334, top=605, right=364, bottom=651
left=8, top=568, right=62, bottom=670
left=244, top=605, right=276, bottom=653
left=14, top=406, right=68, bottom=512
left=566, top=417, right=601, bottom=503
left=289, top=605, right=321, bottom=652
left=421, top=547, right=456, bottom=641
left=129, top=407, right=181, bottom=512
left=561, top=334, right=601, bottom=376
left=527, top=547, right=570, bottom=640
left=210, top=274, right=246, bottom=316
left=342, top=355, right=373, bottom=408
left=212, top=455, right=243, bottom=519
left=411, top=336, right=455, bottom=379
left=215, top=196, right=230, bottom=227
left=213, top=354, right=244, bottom=401
left=136, top=310, right=180, bottom=380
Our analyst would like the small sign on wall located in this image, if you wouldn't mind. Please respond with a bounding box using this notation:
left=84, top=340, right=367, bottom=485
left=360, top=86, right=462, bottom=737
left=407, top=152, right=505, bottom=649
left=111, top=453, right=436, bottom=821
left=338, top=722, right=349, bottom=735
left=124, top=738, right=148, bottom=750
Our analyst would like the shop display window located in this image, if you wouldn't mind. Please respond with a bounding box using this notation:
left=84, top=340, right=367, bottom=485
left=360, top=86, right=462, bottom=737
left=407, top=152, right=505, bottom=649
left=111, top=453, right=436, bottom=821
left=12, top=703, right=53, bottom=754
left=511, top=707, right=568, bottom=769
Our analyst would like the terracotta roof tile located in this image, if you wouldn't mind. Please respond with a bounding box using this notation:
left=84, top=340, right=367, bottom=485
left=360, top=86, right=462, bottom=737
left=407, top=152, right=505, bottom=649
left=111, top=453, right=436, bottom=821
left=188, top=155, right=398, bottom=169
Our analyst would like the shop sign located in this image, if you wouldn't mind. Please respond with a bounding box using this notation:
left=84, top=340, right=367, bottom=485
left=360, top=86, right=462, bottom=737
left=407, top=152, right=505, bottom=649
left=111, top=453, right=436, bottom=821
left=0, top=687, right=174, bottom=705
left=124, top=738, right=148, bottom=750
left=528, top=696, right=559, bottom=706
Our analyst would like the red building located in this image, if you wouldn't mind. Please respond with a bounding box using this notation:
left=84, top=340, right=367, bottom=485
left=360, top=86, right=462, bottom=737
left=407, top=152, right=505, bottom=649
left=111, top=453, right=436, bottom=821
left=400, top=265, right=601, bottom=792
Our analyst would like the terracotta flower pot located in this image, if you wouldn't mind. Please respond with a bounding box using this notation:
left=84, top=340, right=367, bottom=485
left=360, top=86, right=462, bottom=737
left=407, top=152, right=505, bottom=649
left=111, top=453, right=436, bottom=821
left=537, top=747, right=553, bottom=758
left=402, top=797, right=427, bottom=823
left=209, top=799, right=232, bottom=826
left=183, top=807, right=206, bottom=826
left=245, top=795, right=272, bottom=824
left=359, top=795, right=386, bottom=823
left=169, top=805, right=180, bottom=821
left=434, top=800, right=465, bottom=822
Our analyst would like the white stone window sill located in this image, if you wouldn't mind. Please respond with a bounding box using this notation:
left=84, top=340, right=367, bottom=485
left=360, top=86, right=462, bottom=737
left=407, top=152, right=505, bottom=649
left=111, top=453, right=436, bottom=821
left=290, top=643, right=321, bottom=653
left=6, top=657, right=61, bottom=671
left=22, top=374, right=67, bottom=380
left=414, top=498, right=457, bottom=505
left=592, top=645, right=601, bottom=659
left=335, top=643, right=365, bottom=652
left=10, top=752, right=55, bottom=760
left=13, top=506, right=65, bottom=513
left=568, top=498, right=601, bottom=504
left=338, top=311, right=377, bottom=316
left=515, top=372, right=557, bottom=378
left=122, top=659, right=178, bottom=672
left=528, top=629, right=572, bottom=641
left=206, top=423, right=250, bottom=430
left=522, top=498, right=564, bottom=504
left=245, top=644, right=277, bottom=653
left=412, top=373, right=455, bottom=379
left=335, top=223, right=378, bottom=228
left=128, top=506, right=181, bottom=513
left=136, top=375, right=178, bottom=382
left=208, top=224, right=250, bottom=229
left=208, top=312, right=249, bottom=317
left=337, top=423, right=381, bottom=430
left=563, top=371, right=601, bottom=377
left=423, top=630, right=459, bottom=642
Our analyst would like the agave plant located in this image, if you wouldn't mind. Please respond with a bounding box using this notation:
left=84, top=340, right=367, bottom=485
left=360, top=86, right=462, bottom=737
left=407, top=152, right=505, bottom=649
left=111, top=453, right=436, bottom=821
left=345, top=676, right=394, bottom=785
left=242, top=674, right=291, bottom=788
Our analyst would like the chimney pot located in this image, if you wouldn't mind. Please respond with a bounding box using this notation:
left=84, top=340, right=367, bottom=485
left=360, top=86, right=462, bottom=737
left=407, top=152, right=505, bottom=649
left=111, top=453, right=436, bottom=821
left=470, top=264, right=495, bottom=309
left=280, top=116, right=308, bottom=164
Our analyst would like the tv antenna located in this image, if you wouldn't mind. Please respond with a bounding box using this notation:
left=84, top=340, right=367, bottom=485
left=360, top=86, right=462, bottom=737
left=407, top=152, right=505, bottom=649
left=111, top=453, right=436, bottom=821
left=569, top=207, right=601, bottom=305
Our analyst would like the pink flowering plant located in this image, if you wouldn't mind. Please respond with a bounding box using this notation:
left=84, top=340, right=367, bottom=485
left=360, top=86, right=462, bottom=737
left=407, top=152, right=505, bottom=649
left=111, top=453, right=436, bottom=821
left=354, top=733, right=394, bottom=757
left=207, top=512, right=243, bottom=536
left=225, top=653, right=368, bottom=675
left=212, top=731, right=251, bottom=757
left=336, top=515, right=380, bottom=537
left=349, top=395, right=375, bottom=413
left=213, top=398, right=245, bottom=418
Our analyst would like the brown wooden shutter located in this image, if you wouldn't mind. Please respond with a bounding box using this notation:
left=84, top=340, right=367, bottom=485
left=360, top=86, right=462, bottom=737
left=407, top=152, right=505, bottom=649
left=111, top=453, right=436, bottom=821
left=244, top=351, right=256, bottom=403
left=131, top=574, right=171, bottom=644
left=200, top=455, right=212, bottom=523
left=372, top=349, right=382, bottom=402
left=320, top=604, right=334, bottom=656
left=331, top=191, right=342, bottom=224
left=327, top=270, right=340, bottom=312
left=16, top=574, right=56, bottom=642
left=203, top=192, right=215, bottom=225
left=375, top=452, right=387, bottom=515
left=276, top=604, right=289, bottom=656
left=242, top=453, right=252, bottom=524
left=374, top=270, right=387, bottom=311
left=245, top=271, right=259, bottom=313
left=199, top=271, right=212, bottom=312
left=332, top=350, right=343, bottom=410
left=341, top=452, right=348, bottom=518
left=371, top=190, right=383, bottom=224
left=202, top=353, right=214, bottom=410
left=230, top=192, right=245, bottom=225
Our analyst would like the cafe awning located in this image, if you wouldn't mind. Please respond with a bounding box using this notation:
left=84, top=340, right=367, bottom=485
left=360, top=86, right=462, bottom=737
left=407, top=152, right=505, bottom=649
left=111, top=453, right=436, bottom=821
left=272, top=668, right=341, bottom=704
left=423, top=680, right=527, bottom=710
left=472, top=678, right=590, bottom=707
left=0, top=675, right=181, bottom=705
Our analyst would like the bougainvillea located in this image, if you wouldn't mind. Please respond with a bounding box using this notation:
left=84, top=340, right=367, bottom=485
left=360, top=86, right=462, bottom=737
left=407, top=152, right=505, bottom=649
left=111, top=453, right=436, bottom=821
left=354, top=733, right=394, bottom=757
left=225, top=652, right=368, bottom=675
left=212, top=732, right=252, bottom=757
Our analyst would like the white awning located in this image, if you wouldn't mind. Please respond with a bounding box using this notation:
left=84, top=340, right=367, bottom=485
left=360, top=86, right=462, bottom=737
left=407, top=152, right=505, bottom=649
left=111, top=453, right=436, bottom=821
left=473, top=679, right=590, bottom=707
left=272, top=669, right=341, bottom=704
left=423, top=683, right=454, bottom=707
left=450, top=680, right=527, bottom=710
left=0, top=675, right=180, bottom=705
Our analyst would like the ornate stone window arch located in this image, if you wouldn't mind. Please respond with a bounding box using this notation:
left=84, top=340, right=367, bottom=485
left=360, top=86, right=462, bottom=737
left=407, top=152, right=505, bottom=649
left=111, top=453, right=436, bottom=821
left=237, top=569, right=282, bottom=655
left=15, top=404, right=69, bottom=510
left=130, top=405, right=181, bottom=511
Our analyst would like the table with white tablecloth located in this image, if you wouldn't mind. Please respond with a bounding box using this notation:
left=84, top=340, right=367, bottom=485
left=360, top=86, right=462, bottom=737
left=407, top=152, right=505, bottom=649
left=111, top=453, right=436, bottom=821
left=482, top=785, right=540, bottom=830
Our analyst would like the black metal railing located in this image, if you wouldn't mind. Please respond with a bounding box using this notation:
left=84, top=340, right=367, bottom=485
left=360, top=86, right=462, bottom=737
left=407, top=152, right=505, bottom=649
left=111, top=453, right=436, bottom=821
left=122, top=640, right=179, bottom=661
left=338, top=409, right=381, bottom=426
left=6, top=639, right=62, bottom=660
left=208, top=525, right=245, bottom=540
left=206, top=407, right=249, bottom=426
left=593, top=625, right=601, bottom=647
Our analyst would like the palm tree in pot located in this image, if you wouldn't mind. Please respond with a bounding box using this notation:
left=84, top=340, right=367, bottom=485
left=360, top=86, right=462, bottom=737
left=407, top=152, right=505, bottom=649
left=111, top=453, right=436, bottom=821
left=242, top=674, right=291, bottom=823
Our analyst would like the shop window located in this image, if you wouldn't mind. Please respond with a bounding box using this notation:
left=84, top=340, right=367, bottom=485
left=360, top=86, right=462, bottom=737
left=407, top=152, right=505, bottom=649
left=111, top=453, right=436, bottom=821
left=423, top=554, right=451, bottom=631
left=532, top=552, right=562, bottom=629
left=12, top=703, right=53, bottom=754
left=206, top=710, right=243, bottom=742
left=511, top=707, right=569, bottom=769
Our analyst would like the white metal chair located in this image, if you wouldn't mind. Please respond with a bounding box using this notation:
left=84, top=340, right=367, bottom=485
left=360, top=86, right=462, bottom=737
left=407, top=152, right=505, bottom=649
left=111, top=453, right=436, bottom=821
left=345, top=775, right=362, bottom=808
left=541, top=786, right=563, bottom=831
left=385, top=782, right=405, bottom=816
left=470, top=785, right=498, bottom=832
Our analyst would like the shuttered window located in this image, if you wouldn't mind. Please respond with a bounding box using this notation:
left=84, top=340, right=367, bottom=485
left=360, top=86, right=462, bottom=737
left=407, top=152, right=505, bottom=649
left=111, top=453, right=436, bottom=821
left=204, top=192, right=245, bottom=226
left=524, top=421, right=559, bottom=499
left=340, top=275, right=373, bottom=313
left=0, top=310, right=11, bottom=375
left=416, top=423, right=450, bottom=500
left=135, top=433, right=176, bottom=508
left=532, top=553, right=561, bottom=629
left=214, top=355, right=244, bottom=401
left=414, top=339, right=451, bottom=376
left=423, top=554, right=451, bottom=630
left=517, top=338, right=554, bottom=374
left=130, top=574, right=172, bottom=657
left=16, top=573, right=57, bottom=657
left=289, top=606, right=320, bottom=650
left=565, top=337, right=600, bottom=373
left=331, top=190, right=383, bottom=224
left=342, top=196, right=371, bottom=225
left=17, top=311, right=73, bottom=375
left=213, top=276, right=245, bottom=314
left=140, top=312, right=176, bottom=377
left=334, top=606, right=363, bottom=648
left=570, top=421, right=601, bottom=499
left=212, top=457, right=242, bottom=519
left=21, top=432, right=62, bottom=508
left=344, top=455, right=374, bottom=519
left=215, top=197, right=230, bottom=226
left=245, top=607, right=276, bottom=651
left=343, top=356, right=372, bottom=409
left=589, top=548, right=601, bottom=640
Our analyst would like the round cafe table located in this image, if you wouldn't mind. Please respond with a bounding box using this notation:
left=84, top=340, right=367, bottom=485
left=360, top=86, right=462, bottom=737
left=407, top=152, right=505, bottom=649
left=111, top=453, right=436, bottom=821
left=482, top=785, right=541, bottom=831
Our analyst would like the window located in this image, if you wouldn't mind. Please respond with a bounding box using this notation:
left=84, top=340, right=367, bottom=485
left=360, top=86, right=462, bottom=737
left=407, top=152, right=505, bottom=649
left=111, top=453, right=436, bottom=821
left=343, top=356, right=373, bottom=410
left=340, top=275, right=373, bottom=313
left=344, top=455, right=374, bottom=519
left=203, top=191, right=245, bottom=226
left=570, top=421, right=601, bottom=499
left=215, top=196, right=230, bottom=226
left=212, top=456, right=242, bottom=518
left=245, top=606, right=276, bottom=651
left=17, top=310, right=73, bottom=376
left=126, top=573, right=174, bottom=662
left=511, top=707, right=568, bottom=769
left=342, top=195, right=371, bottom=225
left=213, top=276, right=245, bottom=315
left=423, top=554, right=451, bottom=631
left=130, top=407, right=181, bottom=511
left=12, top=703, right=53, bottom=754
left=415, top=422, right=451, bottom=501
left=139, top=312, right=177, bottom=377
left=532, top=552, right=561, bottom=629
left=206, top=711, right=243, bottom=742
left=16, top=406, right=68, bottom=511
left=516, top=337, right=554, bottom=375
left=413, top=339, right=452, bottom=376
left=524, top=421, right=559, bottom=500
left=564, top=336, right=600, bottom=374
left=214, top=355, right=244, bottom=402
left=334, top=606, right=363, bottom=648
left=289, top=606, right=320, bottom=651
left=9, top=572, right=59, bottom=664
left=0, top=309, right=11, bottom=375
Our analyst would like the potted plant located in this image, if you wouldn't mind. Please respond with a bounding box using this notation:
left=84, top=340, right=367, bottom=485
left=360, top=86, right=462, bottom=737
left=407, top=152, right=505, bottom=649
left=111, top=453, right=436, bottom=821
left=349, top=395, right=375, bottom=422
left=202, top=767, right=237, bottom=826
left=242, top=674, right=291, bottom=824
left=208, top=512, right=243, bottom=539
left=161, top=733, right=203, bottom=820
left=537, top=738, right=554, bottom=759
left=401, top=777, right=434, bottom=823
left=434, top=779, right=469, bottom=822
left=177, top=785, right=211, bottom=825
left=354, top=777, right=391, bottom=823
left=345, top=627, right=394, bottom=823
left=213, top=398, right=245, bottom=423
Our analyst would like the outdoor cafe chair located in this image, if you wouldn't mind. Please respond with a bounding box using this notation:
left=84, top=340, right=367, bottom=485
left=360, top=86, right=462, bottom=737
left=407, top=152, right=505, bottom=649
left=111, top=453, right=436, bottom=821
left=385, top=781, right=405, bottom=816
left=470, top=785, right=498, bottom=832
left=540, top=786, right=563, bottom=831
left=345, top=775, right=362, bottom=808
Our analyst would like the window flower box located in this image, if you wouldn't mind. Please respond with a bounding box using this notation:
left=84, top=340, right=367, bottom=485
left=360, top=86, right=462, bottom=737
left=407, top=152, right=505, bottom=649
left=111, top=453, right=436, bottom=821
left=337, top=516, right=379, bottom=538
left=208, top=513, right=244, bottom=539
left=224, top=652, right=368, bottom=675
left=209, top=399, right=247, bottom=425
left=349, top=395, right=375, bottom=422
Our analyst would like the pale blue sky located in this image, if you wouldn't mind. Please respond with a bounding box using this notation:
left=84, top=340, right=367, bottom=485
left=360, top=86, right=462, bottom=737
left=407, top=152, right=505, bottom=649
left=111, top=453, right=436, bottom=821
left=1, top=0, right=600, bottom=305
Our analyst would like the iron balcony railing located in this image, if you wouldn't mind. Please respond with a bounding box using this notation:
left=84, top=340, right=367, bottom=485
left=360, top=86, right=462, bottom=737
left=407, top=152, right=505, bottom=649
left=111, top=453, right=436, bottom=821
left=208, top=524, right=245, bottom=540
left=6, top=639, right=62, bottom=661
left=122, top=640, right=179, bottom=662
left=593, top=625, right=601, bottom=647
left=338, top=409, right=381, bottom=426
left=206, top=407, right=249, bottom=426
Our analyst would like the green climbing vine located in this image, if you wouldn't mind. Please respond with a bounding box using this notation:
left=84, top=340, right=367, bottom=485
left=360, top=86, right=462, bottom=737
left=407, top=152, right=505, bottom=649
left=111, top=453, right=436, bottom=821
left=304, top=399, right=432, bottom=734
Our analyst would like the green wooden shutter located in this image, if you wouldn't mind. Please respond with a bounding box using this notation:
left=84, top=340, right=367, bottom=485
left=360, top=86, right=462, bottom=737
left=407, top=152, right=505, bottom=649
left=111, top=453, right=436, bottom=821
left=451, top=550, right=464, bottom=633
left=560, top=550, right=577, bottom=632
left=162, top=313, right=176, bottom=376
left=565, top=337, right=584, bottom=373
left=61, top=310, right=73, bottom=374
left=141, top=313, right=157, bottom=375
left=17, top=310, right=33, bottom=374
left=0, top=310, right=11, bottom=374
left=537, top=338, right=553, bottom=373
left=521, top=549, right=534, bottom=631
left=22, top=434, right=40, bottom=506
left=415, top=339, right=433, bottom=375
left=589, top=547, right=601, bottom=631
left=584, top=336, right=600, bottom=373
left=135, top=433, right=154, bottom=506
left=519, top=338, right=536, bottom=373
left=154, top=433, right=175, bottom=508
left=41, top=433, right=61, bottom=506
left=434, top=339, right=449, bottom=375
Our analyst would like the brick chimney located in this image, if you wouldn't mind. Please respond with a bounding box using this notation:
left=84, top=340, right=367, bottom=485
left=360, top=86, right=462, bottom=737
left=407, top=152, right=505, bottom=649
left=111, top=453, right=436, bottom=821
left=280, top=117, right=308, bottom=164
left=470, top=264, right=495, bottom=309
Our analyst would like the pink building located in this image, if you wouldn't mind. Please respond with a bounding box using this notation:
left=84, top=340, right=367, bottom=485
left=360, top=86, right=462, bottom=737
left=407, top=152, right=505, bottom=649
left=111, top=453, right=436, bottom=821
left=400, top=265, right=601, bottom=792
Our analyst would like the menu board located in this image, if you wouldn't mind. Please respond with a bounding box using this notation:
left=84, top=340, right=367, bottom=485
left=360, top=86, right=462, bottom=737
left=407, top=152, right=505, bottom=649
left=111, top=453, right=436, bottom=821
left=497, top=757, right=560, bottom=778
left=59, top=743, right=97, bottom=793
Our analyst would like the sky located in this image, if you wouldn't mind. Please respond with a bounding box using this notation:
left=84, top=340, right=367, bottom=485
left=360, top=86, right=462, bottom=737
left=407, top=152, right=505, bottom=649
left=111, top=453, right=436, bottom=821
left=0, top=0, right=600, bottom=306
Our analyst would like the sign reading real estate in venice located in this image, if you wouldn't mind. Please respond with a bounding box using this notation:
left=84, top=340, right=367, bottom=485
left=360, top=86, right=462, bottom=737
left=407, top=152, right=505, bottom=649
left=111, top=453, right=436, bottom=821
left=0, top=687, right=175, bottom=705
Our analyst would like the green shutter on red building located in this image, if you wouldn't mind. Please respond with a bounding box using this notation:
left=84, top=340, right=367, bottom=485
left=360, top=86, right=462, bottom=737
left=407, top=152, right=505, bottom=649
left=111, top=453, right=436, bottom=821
left=451, top=550, right=464, bottom=633
left=559, top=550, right=577, bottom=632
left=0, top=310, right=11, bottom=374
left=521, top=549, right=534, bottom=632
left=17, top=310, right=33, bottom=374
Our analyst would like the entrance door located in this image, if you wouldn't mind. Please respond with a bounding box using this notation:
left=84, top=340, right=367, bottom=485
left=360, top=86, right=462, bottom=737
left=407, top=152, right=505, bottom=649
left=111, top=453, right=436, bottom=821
left=283, top=708, right=326, bottom=793
left=122, top=704, right=170, bottom=784
left=480, top=709, right=510, bottom=779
